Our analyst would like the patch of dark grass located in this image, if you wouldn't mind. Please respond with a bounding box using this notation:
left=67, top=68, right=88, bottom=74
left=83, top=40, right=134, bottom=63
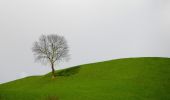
left=0, top=94, right=4, bottom=100
left=45, top=95, right=59, bottom=100
left=56, top=66, right=81, bottom=76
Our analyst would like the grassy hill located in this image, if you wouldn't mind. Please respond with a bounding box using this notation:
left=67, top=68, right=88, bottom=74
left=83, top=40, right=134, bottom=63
left=0, top=57, right=170, bottom=100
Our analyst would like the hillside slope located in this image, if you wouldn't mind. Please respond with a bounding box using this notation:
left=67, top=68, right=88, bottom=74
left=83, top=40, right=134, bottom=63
left=0, top=57, right=170, bottom=100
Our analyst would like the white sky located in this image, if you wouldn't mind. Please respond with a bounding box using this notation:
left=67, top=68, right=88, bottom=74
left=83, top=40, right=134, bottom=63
left=0, top=0, right=169, bottom=83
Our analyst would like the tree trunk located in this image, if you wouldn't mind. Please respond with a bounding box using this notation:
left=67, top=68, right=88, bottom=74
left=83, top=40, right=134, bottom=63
left=51, top=63, right=56, bottom=79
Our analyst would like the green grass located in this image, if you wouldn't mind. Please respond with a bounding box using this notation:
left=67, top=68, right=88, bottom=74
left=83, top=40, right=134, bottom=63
left=0, top=57, right=170, bottom=100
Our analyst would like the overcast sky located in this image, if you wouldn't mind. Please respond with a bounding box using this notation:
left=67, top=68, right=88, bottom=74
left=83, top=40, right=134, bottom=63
left=0, top=0, right=170, bottom=83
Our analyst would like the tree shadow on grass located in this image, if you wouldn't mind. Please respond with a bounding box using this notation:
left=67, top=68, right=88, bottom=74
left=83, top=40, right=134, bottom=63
left=56, top=66, right=81, bottom=77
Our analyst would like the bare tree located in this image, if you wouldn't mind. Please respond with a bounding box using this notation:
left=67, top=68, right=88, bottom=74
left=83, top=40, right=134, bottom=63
left=32, top=34, right=69, bottom=78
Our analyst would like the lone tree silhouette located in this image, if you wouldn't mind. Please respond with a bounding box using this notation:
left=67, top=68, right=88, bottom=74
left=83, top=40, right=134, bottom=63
left=32, top=34, right=69, bottom=78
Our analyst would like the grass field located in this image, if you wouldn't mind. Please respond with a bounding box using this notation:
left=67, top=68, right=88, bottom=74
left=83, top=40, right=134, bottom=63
left=0, top=57, right=170, bottom=100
